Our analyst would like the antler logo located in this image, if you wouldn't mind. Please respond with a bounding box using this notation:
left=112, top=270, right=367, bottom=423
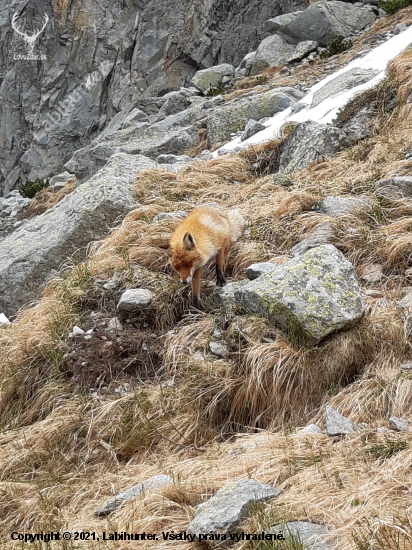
left=12, top=11, right=49, bottom=56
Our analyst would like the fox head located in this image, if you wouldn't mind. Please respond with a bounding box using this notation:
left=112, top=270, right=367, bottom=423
left=170, top=232, right=203, bottom=284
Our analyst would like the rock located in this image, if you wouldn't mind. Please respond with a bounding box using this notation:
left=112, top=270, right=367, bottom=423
left=236, top=51, right=257, bottom=73
left=399, top=292, right=412, bottom=311
left=400, top=361, right=412, bottom=370
left=69, top=326, right=85, bottom=338
left=299, top=423, right=322, bottom=434
left=288, top=40, right=318, bottom=63
left=316, top=195, right=373, bottom=217
left=311, top=68, right=379, bottom=109
left=342, top=104, right=375, bottom=142
left=159, top=91, right=192, bottom=116
left=188, top=479, right=279, bottom=536
left=270, top=521, right=333, bottom=550
left=325, top=405, right=357, bottom=436
left=49, top=171, right=74, bottom=187
left=107, top=317, right=122, bottom=331
left=196, top=150, right=214, bottom=161
left=278, top=122, right=352, bottom=175
left=121, top=109, right=150, bottom=128
left=240, top=120, right=266, bottom=141
left=103, top=274, right=121, bottom=291
left=388, top=416, right=408, bottom=432
left=393, top=22, right=408, bottom=35
left=358, top=422, right=369, bottom=430
left=203, top=95, right=226, bottom=109
left=155, top=154, right=192, bottom=165
left=192, top=64, right=235, bottom=93
left=152, top=211, right=188, bottom=223
left=375, top=176, right=412, bottom=200
left=0, top=153, right=146, bottom=318
left=94, top=474, right=173, bottom=517
left=290, top=223, right=334, bottom=257
left=246, top=262, right=277, bottom=280
left=0, top=313, right=11, bottom=326
left=249, top=35, right=296, bottom=75
left=117, top=289, right=153, bottom=312
left=363, top=289, right=384, bottom=298
left=264, top=12, right=302, bottom=33
left=207, top=87, right=303, bottom=148
left=361, top=264, right=383, bottom=283
left=209, top=341, right=230, bottom=357
left=271, top=1, right=376, bottom=46
left=215, top=245, right=364, bottom=346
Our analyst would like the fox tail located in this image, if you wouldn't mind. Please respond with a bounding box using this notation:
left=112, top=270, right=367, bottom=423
left=227, top=209, right=246, bottom=243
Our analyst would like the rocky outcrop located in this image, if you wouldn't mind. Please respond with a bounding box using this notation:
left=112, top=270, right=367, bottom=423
left=0, top=153, right=156, bottom=317
left=188, top=480, right=279, bottom=535
left=207, top=87, right=303, bottom=148
left=215, top=245, right=365, bottom=346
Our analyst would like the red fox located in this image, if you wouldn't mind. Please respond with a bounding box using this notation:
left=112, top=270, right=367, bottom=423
left=169, top=206, right=245, bottom=308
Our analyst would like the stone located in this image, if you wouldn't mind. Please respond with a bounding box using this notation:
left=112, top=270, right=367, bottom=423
left=388, top=416, right=408, bottom=432
left=264, top=12, right=302, bottom=33
left=363, top=289, right=384, bottom=298
left=375, top=177, right=412, bottom=200
left=159, top=91, right=192, bottom=116
left=202, top=95, right=226, bottom=109
left=207, top=87, right=303, bottom=148
left=361, top=264, right=383, bottom=283
left=107, top=317, right=122, bottom=331
left=316, top=195, right=373, bottom=217
left=192, top=64, right=235, bottom=93
left=121, top=108, right=150, bottom=128
left=299, top=423, right=322, bottom=434
left=288, top=40, right=318, bottom=63
left=271, top=1, right=377, bottom=46
left=155, top=154, right=192, bottom=164
left=0, top=153, right=147, bottom=318
left=270, top=521, right=333, bottom=550
left=325, top=405, right=357, bottom=436
left=209, top=341, right=230, bottom=357
left=278, top=122, right=352, bottom=175
left=342, top=104, right=375, bottom=142
left=249, top=35, right=296, bottom=75
left=290, top=223, right=334, bottom=257
left=240, top=120, right=266, bottom=141
left=117, top=289, right=153, bottom=311
left=399, top=292, right=412, bottom=311
left=49, top=171, right=74, bottom=187
left=311, top=68, right=379, bottom=109
left=94, top=474, right=173, bottom=517
left=393, top=22, right=407, bottom=35
left=69, top=326, right=85, bottom=338
left=246, top=262, right=277, bottom=280
left=152, top=211, right=188, bottom=223
left=196, top=150, right=214, bottom=161
left=215, top=245, right=364, bottom=346
left=236, top=51, right=257, bottom=73
left=0, top=313, right=10, bottom=326
left=188, top=479, right=279, bottom=536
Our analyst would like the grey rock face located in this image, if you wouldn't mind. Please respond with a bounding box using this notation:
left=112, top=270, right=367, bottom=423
left=188, top=479, right=279, bottom=535
left=375, top=177, right=412, bottom=200
left=265, top=12, right=303, bottom=33
left=155, top=154, right=192, bottom=165
left=0, top=153, right=150, bottom=317
left=342, top=104, right=375, bottom=142
left=241, top=120, right=266, bottom=141
left=117, top=289, right=153, bottom=312
left=272, top=1, right=376, bottom=46
left=215, top=245, right=364, bottom=346
left=278, top=121, right=352, bottom=175
left=325, top=405, right=357, bottom=436
left=388, top=416, right=408, bottom=432
left=192, top=64, right=235, bottom=93
left=270, top=521, right=333, bottom=550
left=249, top=35, right=296, bottom=75
left=311, top=68, right=379, bottom=108
left=94, top=474, right=173, bottom=517
left=288, top=40, right=318, bottom=63
left=209, top=341, right=230, bottom=357
left=299, top=423, right=323, bottom=434
left=316, top=195, right=373, bottom=217
left=207, top=87, right=303, bottom=148
left=246, top=262, right=277, bottom=280
left=49, top=171, right=74, bottom=187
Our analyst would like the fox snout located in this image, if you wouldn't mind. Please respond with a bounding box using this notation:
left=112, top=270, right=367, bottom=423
left=179, top=269, right=194, bottom=284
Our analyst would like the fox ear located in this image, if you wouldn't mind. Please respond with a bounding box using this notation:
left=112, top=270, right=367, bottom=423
left=183, top=232, right=196, bottom=250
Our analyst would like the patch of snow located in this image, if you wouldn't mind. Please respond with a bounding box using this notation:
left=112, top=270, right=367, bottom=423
left=214, top=27, right=412, bottom=156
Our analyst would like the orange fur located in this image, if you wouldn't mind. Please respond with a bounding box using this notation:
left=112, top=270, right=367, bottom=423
left=169, top=206, right=245, bottom=307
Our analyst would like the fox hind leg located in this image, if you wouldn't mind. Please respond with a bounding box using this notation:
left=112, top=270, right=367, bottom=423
left=215, top=248, right=227, bottom=287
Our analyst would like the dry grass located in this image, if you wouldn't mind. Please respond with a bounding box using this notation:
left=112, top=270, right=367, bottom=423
left=19, top=177, right=77, bottom=219
left=2, top=27, right=412, bottom=550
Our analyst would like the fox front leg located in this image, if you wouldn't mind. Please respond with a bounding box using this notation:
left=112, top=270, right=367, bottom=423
left=191, top=267, right=203, bottom=309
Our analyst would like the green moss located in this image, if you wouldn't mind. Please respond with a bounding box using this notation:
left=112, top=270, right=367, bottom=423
left=379, top=0, right=410, bottom=14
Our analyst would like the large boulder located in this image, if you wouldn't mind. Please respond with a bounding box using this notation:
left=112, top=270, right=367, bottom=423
left=264, top=12, right=302, bottom=33
left=311, top=68, right=379, bottom=109
left=288, top=40, right=318, bottom=63
left=214, top=245, right=364, bottom=346
left=0, top=153, right=156, bottom=318
left=249, top=35, right=296, bottom=75
left=188, top=480, right=279, bottom=536
left=278, top=121, right=352, bottom=175
left=192, top=64, right=235, bottom=93
left=207, top=87, right=303, bottom=148
left=270, top=1, right=376, bottom=46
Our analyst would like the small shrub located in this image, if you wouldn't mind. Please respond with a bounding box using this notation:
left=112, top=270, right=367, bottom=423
left=18, top=177, right=49, bottom=198
left=366, top=438, right=407, bottom=463
left=379, top=0, right=410, bottom=14
left=206, top=81, right=226, bottom=97
left=320, top=36, right=352, bottom=59
left=255, top=75, right=268, bottom=86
